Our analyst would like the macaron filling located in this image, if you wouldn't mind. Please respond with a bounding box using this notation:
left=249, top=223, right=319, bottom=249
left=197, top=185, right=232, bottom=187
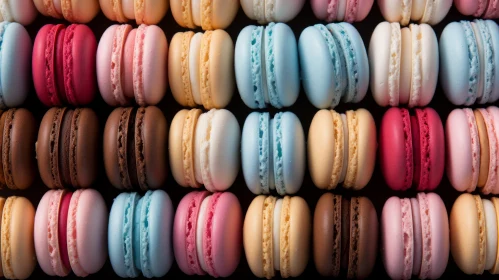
left=180, top=32, right=195, bottom=107
left=417, top=193, right=431, bottom=279
left=465, top=108, right=480, bottom=191
left=389, top=23, right=401, bottom=106
left=49, top=108, right=66, bottom=189
left=58, top=191, right=73, bottom=272
left=200, top=31, right=213, bottom=109
left=401, top=109, right=413, bottom=190
left=262, top=196, right=276, bottom=278
left=476, top=20, right=494, bottom=104
left=339, top=113, right=349, bottom=183
left=133, top=25, right=146, bottom=106
left=253, top=0, right=264, bottom=22
left=401, top=0, right=411, bottom=25
left=273, top=112, right=285, bottom=195
left=400, top=198, right=414, bottom=279
left=409, top=24, right=422, bottom=107
left=264, top=23, right=281, bottom=108
left=462, top=21, right=480, bottom=105
left=330, top=110, right=344, bottom=188
left=264, top=0, right=276, bottom=22
left=63, top=24, right=77, bottom=105
left=182, top=109, right=201, bottom=188
left=0, top=1, right=11, bottom=22
left=347, top=197, right=360, bottom=278
left=199, top=109, right=215, bottom=190
left=344, top=111, right=358, bottom=188
left=475, top=195, right=486, bottom=273
left=59, top=109, right=73, bottom=187
left=195, top=195, right=209, bottom=273
left=250, top=26, right=265, bottom=108
left=259, top=112, right=270, bottom=194
left=272, top=198, right=282, bottom=271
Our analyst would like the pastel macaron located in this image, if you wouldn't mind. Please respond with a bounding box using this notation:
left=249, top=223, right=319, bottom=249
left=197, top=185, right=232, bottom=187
left=98, top=24, right=168, bottom=107
left=108, top=190, right=173, bottom=278
left=382, top=193, right=449, bottom=279
left=0, top=0, right=37, bottom=25
left=311, top=0, right=374, bottom=22
left=104, top=106, right=168, bottom=190
left=308, top=109, right=376, bottom=190
left=379, top=107, right=445, bottom=191
left=244, top=195, right=310, bottom=278
left=99, top=0, right=168, bottom=24
left=169, top=109, right=240, bottom=192
left=235, top=23, right=299, bottom=109
left=369, top=22, right=438, bottom=107
left=299, top=23, right=369, bottom=108
left=241, top=111, right=305, bottom=195
left=455, top=0, right=499, bottom=18
left=34, top=189, right=108, bottom=277
left=440, top=20, right=499, bottom=105
left=174, top=191, right=242, bottom=277
left=34, top=0, right=100, bottom=22
left=241, top=0, right=305, bottom=23
left=378, top=0, right=452, bottom=25
left=171, top=0, right=239, bottom=30
left=33, top=24, right=97, bottom=107
left=169, top=30, right=234, bottom=109
left=314, top=193, right=378, bottom=278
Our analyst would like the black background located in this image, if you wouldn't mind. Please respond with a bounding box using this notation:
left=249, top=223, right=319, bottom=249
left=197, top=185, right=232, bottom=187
left=4, top=1, right=497, bottom=279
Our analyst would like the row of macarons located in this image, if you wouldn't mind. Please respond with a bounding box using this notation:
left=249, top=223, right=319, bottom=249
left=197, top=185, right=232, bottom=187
left=0, top=190, right=494, bottom=279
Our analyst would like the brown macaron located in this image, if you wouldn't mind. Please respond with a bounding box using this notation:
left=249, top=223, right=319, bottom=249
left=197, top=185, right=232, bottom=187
left=103, top=106, right=168, bottom=190
left=0, top=109, right=37, bottom=190
left=313, top=193, right=378, bottom=279
left=37, top=107, right=99, bottom=189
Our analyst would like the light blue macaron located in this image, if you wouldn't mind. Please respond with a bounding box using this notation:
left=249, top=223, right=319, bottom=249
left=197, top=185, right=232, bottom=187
left=0, top=21, right=31, bottom=108
left=298, top=22, right=369, bottom=109
left=241, top=111, right=305, bottom=195
left=235, top=22, right=300, bottom=109
left=108, top=190, right=173, bottom=278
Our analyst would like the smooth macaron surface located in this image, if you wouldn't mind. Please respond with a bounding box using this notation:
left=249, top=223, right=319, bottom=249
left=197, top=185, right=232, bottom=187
left=455, top=0, right=499, bottom=18
left=240, top=0, right=305, bottom=23
left=34, top=0, right=100, bottom=22
left=0, top=0, right=38, bottom=25
left=311, top=0, right=374, bottom=22
left=378, top=0, right=452, bottom=25
left=99, top=0, right=168, bottom=24
left=171, top=0, right=239, bottom=30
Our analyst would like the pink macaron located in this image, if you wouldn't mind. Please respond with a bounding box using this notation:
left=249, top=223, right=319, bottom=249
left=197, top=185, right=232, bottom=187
left=455, top=0, right=499, bottom=18
left=34, top=189, right=108, bottom=277
left=311, top=0, right=374, bottom=22
left=173, top=191, right=242, bottom=277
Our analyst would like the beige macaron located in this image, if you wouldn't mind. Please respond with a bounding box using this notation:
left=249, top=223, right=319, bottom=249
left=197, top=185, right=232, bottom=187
left=170, top=0, right=239, bottom=30
left=34, top=0, right=100, bottom=22
left=99, top=0, right=169, bottom=24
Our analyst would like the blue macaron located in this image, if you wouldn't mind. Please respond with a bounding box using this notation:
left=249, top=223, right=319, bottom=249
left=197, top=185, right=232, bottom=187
left=298, top=22, right=369, bottom=109
left=235, top=22, right=300, bottom=109
left=440, top=20, right=499, bottom=106
left=108, top=190, right=173, bottom=278
left=241, top=111, right=305, bottom=195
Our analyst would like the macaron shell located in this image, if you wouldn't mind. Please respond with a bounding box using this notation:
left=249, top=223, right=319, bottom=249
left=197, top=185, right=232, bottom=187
left=206, top=30, right=235, bottom=109
left=64, top=0, right=100, bottom=23
left=33, top=0, right=62, bottom=18
left=490, top=197, right=499, bottom=274
left=280, top=112, right=305, bottom=194
left=137, top=0, right=169, bottom=25
left=475, top=109, right=490, bottom=188
left=482, top=199, right=498, bottom=270
left=235, top=25, right=260, bottom=109
left=170, top=0, right=194, bottom=28
left=241, top=112, right=266, bottom=194
left=351, top=0, right=374, bottom=21
left=418, top=108, right=445, bottom=191
left=168, top=31, right=193, bottom=107
left=103, top=107, right=125, bottom=189
left=169, top=109, right=189, bottom=188
left=355, top=197, right=378, bottom=279
left=273, top=0, right=305, bottom=22
left=418, top=24, right=439, bottom=106
left=73, top=108, right=99, bottom=188
left=34, top=190, right=55, bottom=276
left=210, top=0, right=239, bottom=29
left=485, top=106, right=499, bottom=194
left=0, top=197, right=4, bottom=277
left=36, top=107, right=62, bottom=189
left=369, top=21, right=395, bottom=107
left=455, top=0, right=479, bottom=15
left=243, top=195, right=265, bottom=278
left=354, top=108, right=376, bottom=190
left=308, top=110, right=336, bottom=189
left=381, top=197, right=404, bottom=279
left=287, top=196, right=310, bottom=277
left=310, top=0, right=331, bottom=20
left=2, top=0, right=38, bottom=25
left=486, top=21, right=499, bottom=102
left=426, top=0, right=452, bottom=25
left=140, top=25, right=168, bottom=106
left=32, top=24, right=56, bottom=107
left=426, top=193, right=449, bottom=278
left=378, top=0, right=405, bottom=23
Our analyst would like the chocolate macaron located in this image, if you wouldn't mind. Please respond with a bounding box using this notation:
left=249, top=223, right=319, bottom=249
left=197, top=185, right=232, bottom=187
left=37, top=107, right=99, bottom=189
left=104, top=106, right=168, bottom=190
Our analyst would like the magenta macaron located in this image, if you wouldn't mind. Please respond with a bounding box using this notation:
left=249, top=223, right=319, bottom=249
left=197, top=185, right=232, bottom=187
left=310, top=0, right=374, bottom=22
left=173, top=191, right=242, bottom=277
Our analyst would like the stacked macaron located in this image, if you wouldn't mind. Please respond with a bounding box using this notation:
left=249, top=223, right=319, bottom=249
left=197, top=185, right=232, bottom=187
left=33, top=24, right=97, bottom=107
left=378, top=0, right=452, bottom=25
left=382, top=193, right=449, bottom=279
left=440, top=20, right=499, bottom=106
left=379, top=107, right=445, bottom=191
left=314, top=193, right=378, bottom=278
left=235, top=23, right=300, bottom=109
left=455, top=0, right=499, bottom=18
left=169, top=30, right=234, bottom=109
left=171, top=0, right=239, bottom=30
left=170, top=109, right=240, bottom=192
left=98, top=24, right=168, bottom=107
left=241, top=112, right=305, bottom=195
left=450, top=193, right=499, bottom=275
left=311, top=0, right=374, bottom=23
left=369, top=22, right=438, bottom=107
left=0, top=0, right=37, bottom=25
left=109, top=190, right=174, bottom=278
left=174, top=191, right=242, bottom=277
left=241, top=0, right=305, bottom=23
left=34, top=189, right=108, bottom=277
left=104, top=107, right=168, bottom=190
left=244, top=195, right=311, bottom=278
left=299, top=23, right=369, bottom=109
left=446, top=107, right=499, bottom=194
left=34, top=0, right=100, bottom=23
left=99, top=0, right=168, bottom=25
left=308, top=109, right=376, bottom=190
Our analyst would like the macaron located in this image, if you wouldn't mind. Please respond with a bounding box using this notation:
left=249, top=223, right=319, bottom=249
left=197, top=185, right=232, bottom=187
left=440, top=20, right=499, bottom=105
left=97, top=24, right=168, bottom=107
left=0, top=0, right=37, bottom=25
left=382, top=193, right=449, bottom=279
left=308, top=109, right=376, bottom=190
left=314, top=193, right=378, bottom=278
left=241, top=0, right=305, bottom=23
left=33, top=0, right=99, bottom=22
left=169, top=109, right=240, bottom=192
left=446, top=107, right=499, bottom=194
left=0, top=22, right=31, bottom=108
left=171, top=0, right=239, bottom=30
left=369, top=22, right=438, bottom=107
left=235, top=23, right=299, bottom=109
left=173, top=191, right=242, bottom=277
left=99, top=0, right=168, bottom=24
left=104, top=106, right=168, bottom=190
left=34, top=189, right=108, bottom=277
left=108, top=190, right=173, bottom=278
left=244, top=195, right=311, bottom=278
left=33, top=24, right=97, bottom=107
left=241, top=111, right=305, bottom=195
left=379, top=107, right=445, bottom=191
left=378, top=0, right=452, bottom=25
left=299, top=23, right=369, bottom=109
left=311, top=0, right=374, bottom=22
left=455, top=0, right=499, bottom=18
left=37, top=107, right=99, bottom=189
left=169, top=30, right=234, bottom=109
left=450, top=193, right=499, bottom=274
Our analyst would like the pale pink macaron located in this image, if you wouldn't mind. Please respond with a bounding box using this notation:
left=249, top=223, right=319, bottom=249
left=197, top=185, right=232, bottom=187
left=311, top=0, right=374, bottom=22
left=455, top=0, right=499, bottom=18
left=97, top=24, right=168, bottom=107
left=0, top=0, right=38, bottom=25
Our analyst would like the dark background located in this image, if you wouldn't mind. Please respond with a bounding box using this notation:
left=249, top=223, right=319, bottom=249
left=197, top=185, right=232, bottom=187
left=3, top=1, right=497, bottom=279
